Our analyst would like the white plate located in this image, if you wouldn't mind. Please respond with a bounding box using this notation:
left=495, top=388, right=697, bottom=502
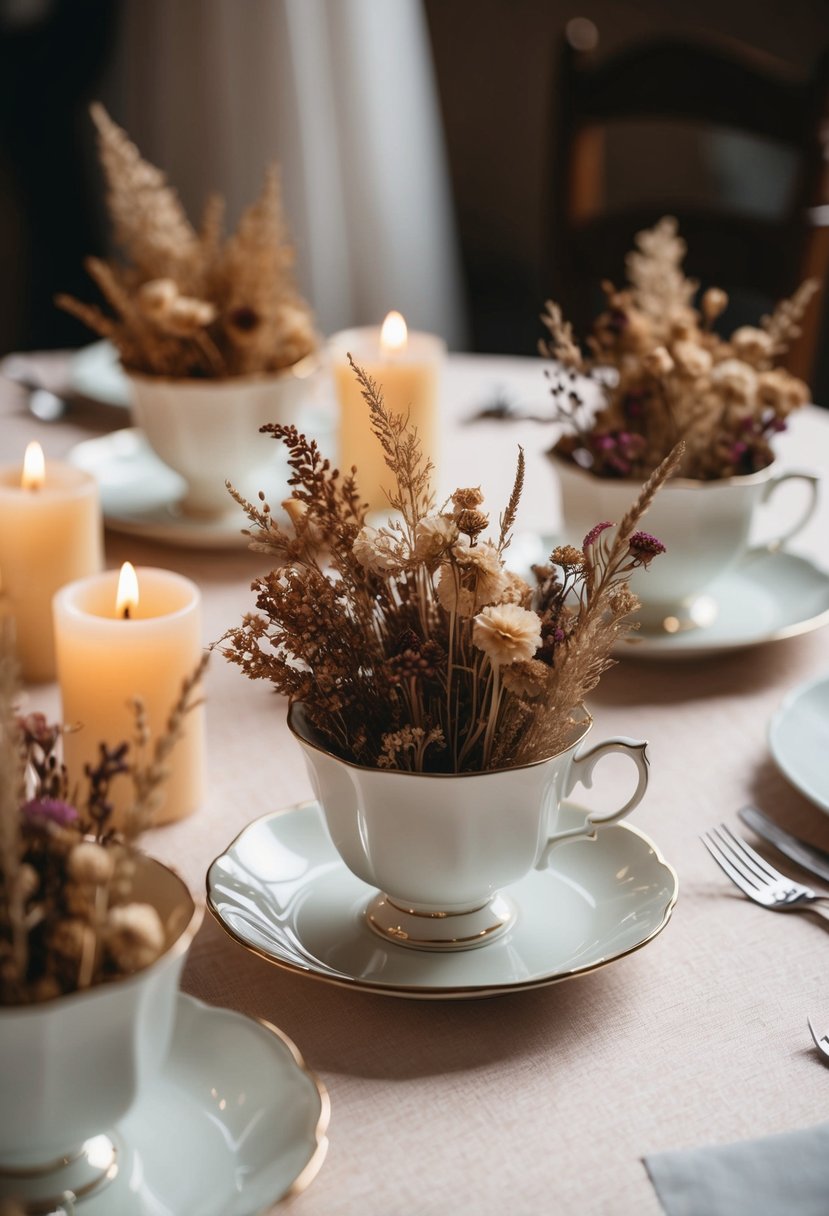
left=207, top=801, right=678, bottom=1001
left=769, top=673, right=829, bottom=812
left=69, top=340, right=130, bottom=407
left=68, top=428, right=255, bottom=549
left=620, top=549, right=829, bottom=659
left=79, top=993, right=329, bottom=1214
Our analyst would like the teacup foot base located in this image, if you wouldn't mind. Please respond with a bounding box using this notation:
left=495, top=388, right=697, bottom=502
left=638, top=594, right=719, bottom=636
left=366, top=892, right=516, bottom=951
left=0, top=1133, right=119, bottom=1212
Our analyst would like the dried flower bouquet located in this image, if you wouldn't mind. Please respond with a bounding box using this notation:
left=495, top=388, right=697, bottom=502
left=221, top=358, right=679, bottom=774
left=57, top=104, right=317, bottom=379
left=0, top=639, right=207, bottom=1006
left=542, top=216, right=816, bottom=481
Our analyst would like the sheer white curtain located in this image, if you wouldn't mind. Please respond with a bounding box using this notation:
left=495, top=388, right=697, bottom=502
left=104, top=0, right=468, bottom=346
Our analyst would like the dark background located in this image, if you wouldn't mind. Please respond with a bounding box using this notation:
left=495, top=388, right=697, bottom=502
left=1, top=0, right=827, bottom=391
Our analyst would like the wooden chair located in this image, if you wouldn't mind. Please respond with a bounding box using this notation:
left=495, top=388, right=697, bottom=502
left=545, top=23, right=829, bottom=400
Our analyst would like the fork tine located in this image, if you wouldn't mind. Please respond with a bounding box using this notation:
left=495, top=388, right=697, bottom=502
left=717, top=823, right=788, bottom=884
left=701, top=830, right=758, bottom=895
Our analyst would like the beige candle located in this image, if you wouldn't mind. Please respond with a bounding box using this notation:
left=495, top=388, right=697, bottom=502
left=0, top=442, right=103, bottom=682
left=331, top=312, right=445, bottom=513
left=53, top=565, right=205, bottom=827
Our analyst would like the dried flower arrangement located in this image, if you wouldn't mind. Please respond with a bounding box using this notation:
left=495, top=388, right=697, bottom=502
left=541, top=216, right=817, bottom=481
left=56, top=104, right=317, bottom=379
left=0, top=638, right=207, bottom=1006
left=220, top=358, right=679, bottom=774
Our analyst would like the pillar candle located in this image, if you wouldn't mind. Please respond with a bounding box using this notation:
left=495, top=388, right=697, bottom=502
left=53, top=566, right=205, bottom=828
left=331, top=312, right=445, bottom=513
left=0, top=443, right=103, bottom=682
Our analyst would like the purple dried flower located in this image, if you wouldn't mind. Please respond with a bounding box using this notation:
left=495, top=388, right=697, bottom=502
left=628, top=531, right=666, bottom=568
left=583, top=521, right=614, bottom=549
left=21, top=798, right=79, bottom=827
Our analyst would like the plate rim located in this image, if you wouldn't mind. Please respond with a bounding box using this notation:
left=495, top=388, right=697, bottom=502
left=619, top=548, right=829, bottom=659
left=768, top=672, right=829, bottom=813
left=206, top=800, right=678, bottom=1001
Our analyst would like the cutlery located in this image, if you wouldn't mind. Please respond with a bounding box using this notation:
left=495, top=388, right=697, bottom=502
left=701, top=823, right=829, bottom=918
left=738, top=804, right=829, bottom=884
left=807, top=1015, right=829, bottom=1062
left=2, top=363, right=70, bottom=421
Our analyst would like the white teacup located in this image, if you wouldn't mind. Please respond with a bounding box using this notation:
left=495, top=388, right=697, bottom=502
left=288, top=703, right=649, bottom=951
left=127, top=354, right=318, bottom=517
left=553, top=454, right=819, bottom=631
left=0, top=854, right=201, bottom=1210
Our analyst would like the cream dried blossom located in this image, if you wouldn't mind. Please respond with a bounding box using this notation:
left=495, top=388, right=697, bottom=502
left=413, top=515, right=459, bottom=562
left=710, top=359, right=757, bottom=403
left=353, top=525, right=406, bottom=575
left=472, top=604, right=543, bottom=667
left=105, top=903, right=166, bottom=973
left=437, top=541, right=506, bottom=615
left=67, top=841, right=115, bottom=885
left=501, top=658, right=549, bottom=699
left=731, top=326, right=775, bottom=364
left=672, top=339, right=712, bottom=378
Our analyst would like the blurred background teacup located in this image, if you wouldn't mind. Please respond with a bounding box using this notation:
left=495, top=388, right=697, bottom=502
left=553, top=454, right=819, bottom=631
left=127, top=354, right=319, bottom=518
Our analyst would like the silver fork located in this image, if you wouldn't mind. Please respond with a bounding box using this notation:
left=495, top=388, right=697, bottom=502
left=701, top=823, right=829, bottom=917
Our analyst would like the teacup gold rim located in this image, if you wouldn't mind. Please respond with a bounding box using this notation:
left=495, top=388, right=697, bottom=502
left=287, top=701, right=593, bottom=778
left=548, top=447, right=781, bottom=489
left=123, top=348, right=321, bottom=390
left=0, top=852, right=203, bottom=1015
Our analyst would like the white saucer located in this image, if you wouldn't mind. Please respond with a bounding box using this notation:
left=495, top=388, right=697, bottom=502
left=620, top=549, right=829, bottom=659
left=75, top=993, right=329, bottom=1214
left=68, top=428, right=262, bottom=549
left=206, top=801, right=678, bottom=1001
left=769, top=673, right=829, bottom=813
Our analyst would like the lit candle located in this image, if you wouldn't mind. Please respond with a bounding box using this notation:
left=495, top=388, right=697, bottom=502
left=0, top=442, right=103, bottom=682
left=331, top=312, right=446, bottom=513
left=52, top=564, right=205, bottom=827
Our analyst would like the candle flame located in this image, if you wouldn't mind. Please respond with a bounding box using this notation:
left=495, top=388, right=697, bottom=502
left=116, top=562, right=139, bottom=619
left=380, top=310, right=408, bottom=354
left=21, top=441, right=45, bottom=490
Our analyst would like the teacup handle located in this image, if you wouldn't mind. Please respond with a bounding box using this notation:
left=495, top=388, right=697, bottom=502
left=760, top=470, right=819, bottom=552
left=536, top=737, right=649, bottom=868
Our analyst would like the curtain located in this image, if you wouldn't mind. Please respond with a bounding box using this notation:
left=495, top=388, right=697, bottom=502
left=103, top=0, right=468, bottom=347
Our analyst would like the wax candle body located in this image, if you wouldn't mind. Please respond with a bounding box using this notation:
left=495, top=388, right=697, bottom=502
left=332, top=326, right=445, bottom=513
left=53, top=567, right=205, bottom=827
left=0, top=461, right=103, bottom=682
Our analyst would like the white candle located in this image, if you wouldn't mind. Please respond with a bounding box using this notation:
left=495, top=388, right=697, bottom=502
left=0, top=443, right=103, bottom=682
left=331, top=312, right=445, bottom=513
left=53, top=565, right=205, bottom=828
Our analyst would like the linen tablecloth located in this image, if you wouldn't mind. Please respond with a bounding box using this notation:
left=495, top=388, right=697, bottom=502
left=3, top=351, right=829, bottom=1215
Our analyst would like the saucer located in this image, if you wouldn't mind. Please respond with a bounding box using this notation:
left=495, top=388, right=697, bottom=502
left=206, top=801, right=678, bottom=1001
left=69, top=993, right=329, bottom=1214
left=769, top=673, right=829, bottom=813
left=68, top=428, right=263, bottom=549
left=620, top=549, right=829, bottom=659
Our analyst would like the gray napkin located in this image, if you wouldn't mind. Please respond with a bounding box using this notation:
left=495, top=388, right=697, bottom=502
left=644, top=1123, right=829, bottom=1216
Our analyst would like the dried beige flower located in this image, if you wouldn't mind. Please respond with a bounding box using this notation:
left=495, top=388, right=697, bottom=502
left=701, top=287, right=728, bottom=322
left=472, top=604, right=543, bottom=667
left=105, top=903, right=166, bottom=973
left=501, top=658, right=549, bottom=699
left=672, top=340, right=712, bottom=378
left=413, top=515, right=459, bottom=562
left=353, top=525, right=406, bottom=575
left=67, top=841, right=115, bottom=885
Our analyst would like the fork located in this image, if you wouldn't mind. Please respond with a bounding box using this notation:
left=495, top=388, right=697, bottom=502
left=701, top=823, right=829, bottom=918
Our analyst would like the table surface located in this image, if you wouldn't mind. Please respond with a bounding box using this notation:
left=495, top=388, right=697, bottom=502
left=4, top=350, right=829, bottom=1216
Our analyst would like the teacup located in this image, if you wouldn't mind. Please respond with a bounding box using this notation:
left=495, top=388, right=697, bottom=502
left=552, top=454, right=819, bottom=631
left=127, top=353, right=319, bottom=517
left=0, top=854, right=201, bottom=1211
left=288, top=703, right=649, bottom=951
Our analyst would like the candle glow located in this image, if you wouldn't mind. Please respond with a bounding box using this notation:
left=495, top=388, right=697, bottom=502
left=116, top=561, right=140, bottom=619
left=21, top=441, right=45, bottom=490
left=380, top=310, right=408, bottom=354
